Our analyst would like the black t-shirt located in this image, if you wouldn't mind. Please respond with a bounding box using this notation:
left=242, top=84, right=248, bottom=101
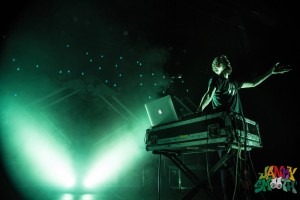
left=208, top=75, right=243, bottom=115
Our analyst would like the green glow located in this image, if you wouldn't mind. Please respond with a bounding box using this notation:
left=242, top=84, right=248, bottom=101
left=60, top=194, right=74, bottom=200
left=1, top=102, right=76, bottom=190
left=20, top=125, right=76, bottom=188
left=83, top=127, right=144, bottom=189
left=80, top=194, right=94, bottom=200
left=1, top=97, right=150, bottom=197
left=59, top=194, right=95, bottom=200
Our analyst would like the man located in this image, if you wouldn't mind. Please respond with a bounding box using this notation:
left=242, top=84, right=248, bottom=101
left=197, top=55, right=291, bottom=200
left=197, top=55, right=291, bottom=114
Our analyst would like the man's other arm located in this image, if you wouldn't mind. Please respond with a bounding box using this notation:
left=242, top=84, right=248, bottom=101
left=197, top=86, right=216, bottom=112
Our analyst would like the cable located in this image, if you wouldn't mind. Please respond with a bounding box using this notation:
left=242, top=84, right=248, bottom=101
left=237, top=112, right=249, bottom=199
left=240, top=114, right=255, bottom=200
left=228, top=112, right=245, bottom=200
left=248, top=151, right=267, bottom=200
left=205, top=112, right=214, bottom=192
left=231, top=148, right=239, bottom=200
left=158, top=153, right=161, bottom=200
left=206, top=150, right=213, bottom=192
left=238, top=113, right=257, bottom=200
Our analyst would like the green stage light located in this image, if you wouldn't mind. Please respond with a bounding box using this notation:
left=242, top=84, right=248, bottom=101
left=80, top=194, right=94, bottom=200
left=1, top=102, right=76, bottom=191
left=60, top=193, right=74, bottom=200
left=83, top=127, right=144, bottom=189
left=20, top=125, right=76, bottom=188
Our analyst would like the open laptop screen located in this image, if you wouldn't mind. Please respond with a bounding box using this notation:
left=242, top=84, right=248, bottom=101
left=144, top=95, right=179, bottom=127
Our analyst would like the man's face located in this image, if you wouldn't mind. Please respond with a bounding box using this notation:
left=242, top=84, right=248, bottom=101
left=212, top=64, right=224, bottom=75
left=212, top=55, right=232, bottom=75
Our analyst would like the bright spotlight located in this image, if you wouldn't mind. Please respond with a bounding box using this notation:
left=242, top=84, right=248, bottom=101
left=81, top=194, right=94, bottom=200
left=60, top=193, right=74, bottom=200
left=18, top=118, right=76, bottom=188
left=1, top=103, right=76, bottom=190
left=83, top=132, right=141, bottom=189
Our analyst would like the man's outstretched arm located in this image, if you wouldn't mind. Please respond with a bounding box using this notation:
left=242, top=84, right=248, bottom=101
left=241, top=62, right=291, bottom=88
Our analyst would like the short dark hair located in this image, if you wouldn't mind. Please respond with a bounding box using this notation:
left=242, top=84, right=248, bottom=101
left=211, top=55, right=232, bottom=75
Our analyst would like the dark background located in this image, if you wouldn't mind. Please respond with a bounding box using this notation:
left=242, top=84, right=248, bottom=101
left=1, top=0, right=299, bottom=199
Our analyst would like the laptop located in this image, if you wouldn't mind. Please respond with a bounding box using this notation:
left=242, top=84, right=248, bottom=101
left=145, top=95, right=179, bottom=127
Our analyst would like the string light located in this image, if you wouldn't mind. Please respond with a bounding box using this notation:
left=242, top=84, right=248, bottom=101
left=7, top=46, right=175, bottom=101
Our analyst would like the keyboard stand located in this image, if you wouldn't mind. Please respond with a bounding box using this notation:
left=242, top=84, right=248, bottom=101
left=153, top=149, right=237, bottom=200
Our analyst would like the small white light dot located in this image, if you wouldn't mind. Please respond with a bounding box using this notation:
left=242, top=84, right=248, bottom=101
left=59, top=70, right=62, bottom=74
left=119, top=56, right=123, bottom=60
left=85, top=52, right=89, bottom=55
left=12, top=58, right=16, bottom=62
left=100, top=54, right=104, bottom=58
left=81, top=72, right=85, bottom=75
left=16, top=67, right=20, bottom=71
left=89, top=59, right=93, bottom=62
left=36, top=64, right=39, bottom=68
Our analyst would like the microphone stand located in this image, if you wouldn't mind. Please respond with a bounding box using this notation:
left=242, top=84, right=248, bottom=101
left=163, top=79, right=174, bottom=95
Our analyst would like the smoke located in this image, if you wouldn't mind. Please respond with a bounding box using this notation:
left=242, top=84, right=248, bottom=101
left=0, top=0, right=171, bottom=198
left=0, top=0, right=170, bottom=134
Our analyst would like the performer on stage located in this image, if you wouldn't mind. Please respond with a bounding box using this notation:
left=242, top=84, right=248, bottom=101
left=197, top=55, right=291, bottom=200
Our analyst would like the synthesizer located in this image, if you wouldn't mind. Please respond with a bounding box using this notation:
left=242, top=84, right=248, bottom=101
left=145, top=110, right=262, bottom=153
